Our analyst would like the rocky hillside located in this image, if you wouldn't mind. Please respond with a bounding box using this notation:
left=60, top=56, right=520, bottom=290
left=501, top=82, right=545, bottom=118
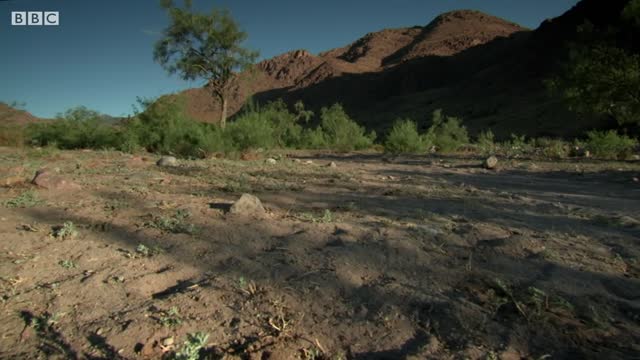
left=178, top=0, right=629, bottom=138
left=0, top=103, right=41, bottom=125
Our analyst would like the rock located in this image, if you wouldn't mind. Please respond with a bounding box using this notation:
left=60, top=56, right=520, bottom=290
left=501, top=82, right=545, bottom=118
left=632, top=155, right=640, bottom=161
left=156, top=156, right=177, bottom=167
left=31, top=169, right=81, bottom=190
left=303, top=160, right=313, bottom=165
left=229, top=194, right=266, bottom=217
left=162, top=337, right=174, bottom=346
left=292, top=159, right=301, bottom=163
left=483, top=156, right=499, bottom=169
left=265, top=158, right=277, bottom=165
left=327, top=161, right=337, bottom=168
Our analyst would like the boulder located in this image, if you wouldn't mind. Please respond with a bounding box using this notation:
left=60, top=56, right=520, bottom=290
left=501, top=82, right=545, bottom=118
left=229, top=194, right=266, bottom=217
left=31, top=169, right=81, bottom=190
left=483, top=155, right=499, bottom=170
left=156, top=156, right=178, bottom=167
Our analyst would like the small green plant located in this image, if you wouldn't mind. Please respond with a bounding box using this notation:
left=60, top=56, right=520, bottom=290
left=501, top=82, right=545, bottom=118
left=148, top=209, right=197, bottom=235
left=136, top=244, right=163, bottom=257
left=173, top=332, right=209, bottom=360
left=299, top=209, right=334, bottom=223
left=51, top=222, right=78, bottom=240
left=584, top=130, right=638, bottom=159
left=159, top=307, right=183, bottom=327
left=58, top=259, right=77, bottom=269
left=4, top=190, right=41, bottom=208
left=384, top=118, right=429, bottom=154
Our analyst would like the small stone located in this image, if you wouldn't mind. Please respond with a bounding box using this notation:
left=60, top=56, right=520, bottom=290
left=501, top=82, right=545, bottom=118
left=303, top=160, right=313, bottom=165
left=293, top=159, right=301, bottom=163
left=229, top=194, right=266, bottom=217
left=96, top=328, right=103, bottom=336
left=156, top=156, right=177, bottom=167
left=327, top=161, right=337, bottom=168
left=162, top=337, right=174, bottom=346
left=633, top=177, right=639, bottom=183
left=632, top=155, right=640, bottom=161
left=484, top=156, right=499, bottom=170
left=265, top=158, right=277, bottom=165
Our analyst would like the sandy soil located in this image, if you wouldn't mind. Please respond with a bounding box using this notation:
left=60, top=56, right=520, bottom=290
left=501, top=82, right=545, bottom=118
left=1, top=148, right=639, bottom=359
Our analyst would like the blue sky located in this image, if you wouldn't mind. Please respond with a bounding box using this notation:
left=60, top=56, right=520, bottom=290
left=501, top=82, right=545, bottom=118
left=0, top=0, right=579, bottom=118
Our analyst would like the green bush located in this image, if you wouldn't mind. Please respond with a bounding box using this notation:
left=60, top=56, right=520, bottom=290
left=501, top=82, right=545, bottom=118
left=584, top=130, right=638, bottom=159
left=384, top=119, right=428, bottom=154
left=502, top=134, right=534, bottom=157
left=28, top=107, right=119, bottom=150
left=234, top=99, right=307, bottom=149
left=429, top=109, right=469, bottom=153
left=536, top=138, right=571, bottom=159
left=476, top=130, right=497, bottom=156
left=124, top=96, right=228, bottom=157
left=315, top=104, right=375, bottom=151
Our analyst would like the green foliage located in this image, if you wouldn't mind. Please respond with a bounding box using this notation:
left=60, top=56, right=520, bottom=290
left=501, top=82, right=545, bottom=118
left=27, top=107, right=120, bottom=150
left=584, top=130, right=638, bottom=159
left=154, top=0, right=258, bottom=127
left=4, top=190, right=41, bottom=208
left=536, top=138, right=571, bottom=159
left=125, top=96, right=227, bottom=157
left=174, top=332, right=209, bottom=360
left=502, top=134, right=533, bottom=158
left=384, top=119, right=429, bottom=154
left=429, top=109, right=469, bottom=153
left=550, top=44, right=640, bottom=126
left=476, top=130, right=497, bottom=156
left=314, top=104, right=375, bottom=151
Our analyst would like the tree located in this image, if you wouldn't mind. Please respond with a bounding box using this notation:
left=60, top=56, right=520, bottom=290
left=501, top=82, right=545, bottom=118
left=154, top=0, right=258, bottom=128
left=550, top=43, right=640, bottom=126
left=549, top=1, right=640, bottom=127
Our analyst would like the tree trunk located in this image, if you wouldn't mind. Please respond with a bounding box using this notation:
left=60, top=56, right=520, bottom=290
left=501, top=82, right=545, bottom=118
left=220, top=96, right=228, bottom=129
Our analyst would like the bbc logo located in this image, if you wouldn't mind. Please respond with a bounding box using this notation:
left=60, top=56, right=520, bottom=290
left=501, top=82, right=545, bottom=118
left=11, top=12, right=59, bottom=26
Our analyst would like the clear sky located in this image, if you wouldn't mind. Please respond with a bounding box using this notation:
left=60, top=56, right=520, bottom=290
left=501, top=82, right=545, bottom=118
left=0, top=0, right=579, bottom=118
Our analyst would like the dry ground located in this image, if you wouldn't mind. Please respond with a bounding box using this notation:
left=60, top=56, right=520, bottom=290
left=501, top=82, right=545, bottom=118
left=0, top=147, right=639, bottom=360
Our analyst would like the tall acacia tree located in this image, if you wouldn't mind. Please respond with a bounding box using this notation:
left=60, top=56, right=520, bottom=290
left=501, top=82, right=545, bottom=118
left=154, top=0, right=258, bottom=128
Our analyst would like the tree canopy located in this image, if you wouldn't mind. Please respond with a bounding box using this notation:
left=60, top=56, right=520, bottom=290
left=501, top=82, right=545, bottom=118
left=154, top=0, right=258, bottom=127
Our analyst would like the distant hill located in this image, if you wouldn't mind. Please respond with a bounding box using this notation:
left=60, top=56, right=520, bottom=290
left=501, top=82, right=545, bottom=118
left=0, top=102, right=42, bottom=125
left=177, top=0, right=633, bottom=138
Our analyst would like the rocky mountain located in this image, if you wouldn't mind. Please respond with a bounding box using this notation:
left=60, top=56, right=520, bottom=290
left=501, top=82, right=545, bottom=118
left=178, top=0, right=629, bottom=138
left=0, top=102, right=41, bottom=125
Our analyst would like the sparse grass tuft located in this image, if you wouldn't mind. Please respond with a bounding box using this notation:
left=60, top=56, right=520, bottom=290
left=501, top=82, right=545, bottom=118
left=158, top=307, right=183, bottom=328
left=147, top=209, right=197, bottom=235
left=4, top=190, right=42, bottom=208
left=298, top=209, right=335, bottom=223
left=51, top=222, right=78, bottom=240
left=58, top=260, right=77, bottom=269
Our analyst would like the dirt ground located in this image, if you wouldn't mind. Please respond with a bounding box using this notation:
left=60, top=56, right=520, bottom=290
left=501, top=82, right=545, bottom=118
left=0, top=147, right=639, bottom=360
